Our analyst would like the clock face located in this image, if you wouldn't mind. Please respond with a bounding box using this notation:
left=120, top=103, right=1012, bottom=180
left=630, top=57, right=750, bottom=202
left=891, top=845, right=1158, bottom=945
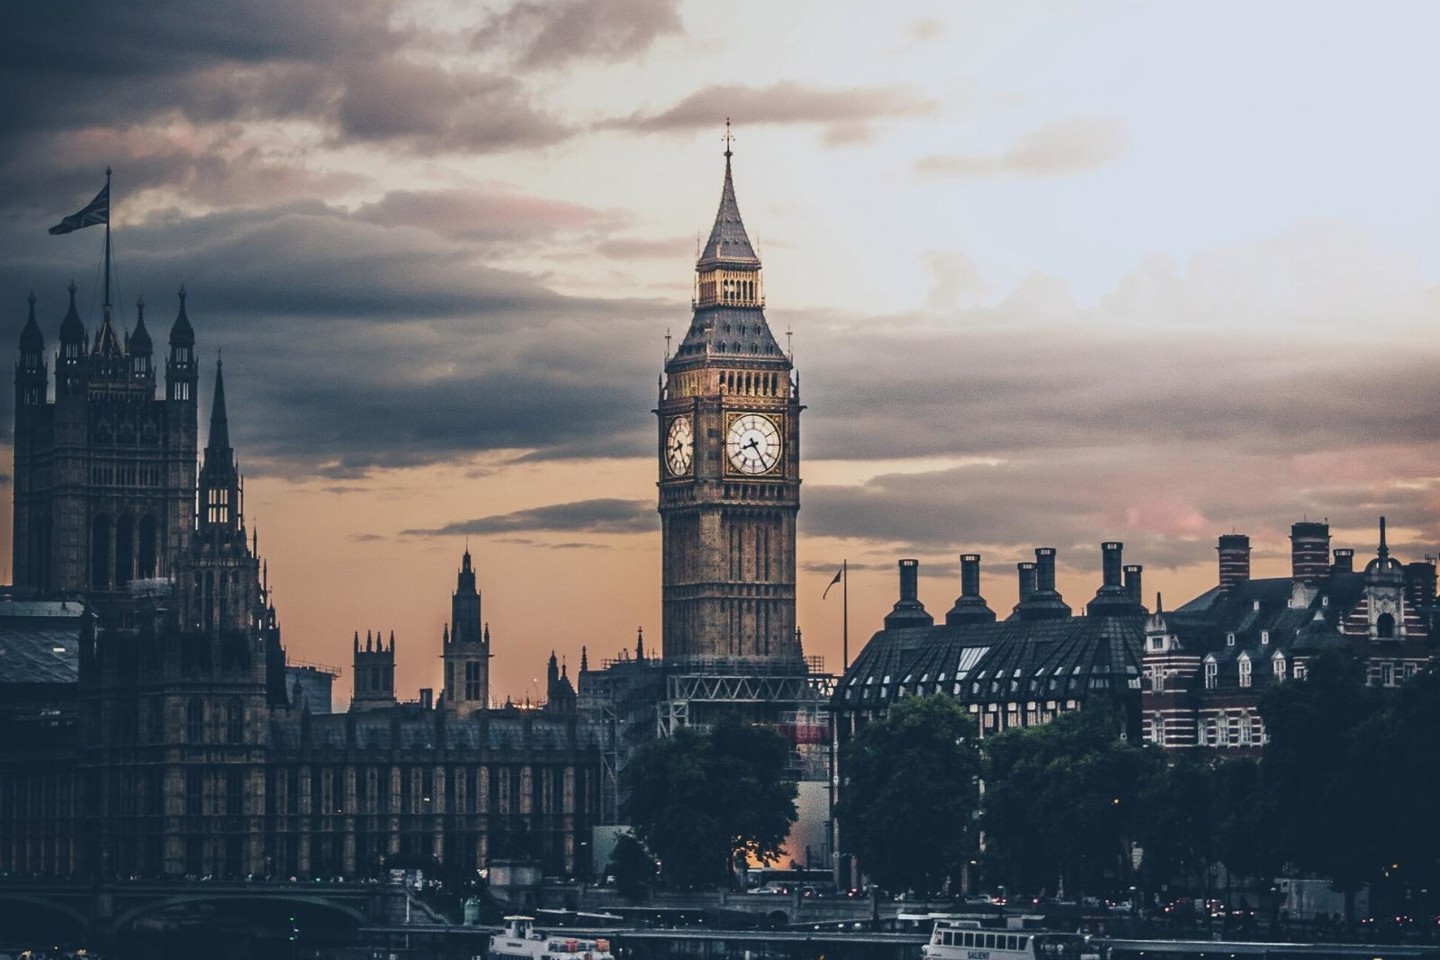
left=726, top=413, right=782, bottom=475
left=665, top=416, right=693, bottom=476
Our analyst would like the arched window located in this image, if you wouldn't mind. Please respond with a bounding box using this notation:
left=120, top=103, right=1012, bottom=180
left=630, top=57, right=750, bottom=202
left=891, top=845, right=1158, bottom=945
left=226, top=697, right=244, bottom=744
left=186, top=698, right=205, bottom=744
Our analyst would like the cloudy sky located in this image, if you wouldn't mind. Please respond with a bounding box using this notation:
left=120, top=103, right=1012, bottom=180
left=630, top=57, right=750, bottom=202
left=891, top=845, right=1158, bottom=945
left=4, top=0, right=1440, bottom=705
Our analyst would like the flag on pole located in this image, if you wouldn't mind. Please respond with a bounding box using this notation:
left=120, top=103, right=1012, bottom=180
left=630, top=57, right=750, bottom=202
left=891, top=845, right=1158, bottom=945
left=823, top=566, right=843, bottom=599
left=48, top=181, right=110, bottom=235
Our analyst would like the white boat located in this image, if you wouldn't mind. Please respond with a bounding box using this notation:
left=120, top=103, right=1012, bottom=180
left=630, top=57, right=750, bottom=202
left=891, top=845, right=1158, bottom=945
left=923, top=919, right=1101, bottom=960
left=488, top=915, right=615, bottom=960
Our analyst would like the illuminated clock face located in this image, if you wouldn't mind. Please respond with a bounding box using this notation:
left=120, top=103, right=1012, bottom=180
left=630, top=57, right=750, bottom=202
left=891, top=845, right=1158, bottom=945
left=726, top=413, right=782, bottom=474
left=665, top=416, right=693, bottom=475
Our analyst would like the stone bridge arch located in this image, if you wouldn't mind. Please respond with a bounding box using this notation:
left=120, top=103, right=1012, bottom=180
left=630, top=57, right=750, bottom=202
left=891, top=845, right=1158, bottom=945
left=108, top=892, right=367, bottom=937
left=0, top=892, right=91, bottom=935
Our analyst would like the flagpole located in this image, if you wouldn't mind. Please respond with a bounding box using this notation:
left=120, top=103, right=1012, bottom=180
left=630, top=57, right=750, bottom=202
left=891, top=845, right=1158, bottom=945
left=842, top=558, right=848, bottom=670
left=103, top=167, right=113, bottom=311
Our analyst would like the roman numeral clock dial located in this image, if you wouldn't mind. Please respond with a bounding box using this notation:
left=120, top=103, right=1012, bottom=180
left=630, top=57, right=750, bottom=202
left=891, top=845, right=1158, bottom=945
left=726, top=412, right=782, bottom=475
left=665, top=415, right=693, bottom=475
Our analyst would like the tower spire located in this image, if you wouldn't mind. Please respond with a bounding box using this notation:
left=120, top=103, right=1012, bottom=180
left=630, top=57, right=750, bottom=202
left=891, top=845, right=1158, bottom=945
left=699, top=123, right=758, bottom=266
left=207, top=357, right=230, bottom=455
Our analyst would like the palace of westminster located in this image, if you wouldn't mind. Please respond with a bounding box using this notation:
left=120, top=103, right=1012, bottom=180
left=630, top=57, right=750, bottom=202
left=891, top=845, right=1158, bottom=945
left=0, top=151, right=1435, bottom=884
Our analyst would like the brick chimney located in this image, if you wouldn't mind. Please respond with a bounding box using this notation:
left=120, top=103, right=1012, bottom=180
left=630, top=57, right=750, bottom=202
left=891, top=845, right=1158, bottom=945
left=1217, top=534, right=1251, bottom=590
left=1290, top=521, right=1331, bottom=581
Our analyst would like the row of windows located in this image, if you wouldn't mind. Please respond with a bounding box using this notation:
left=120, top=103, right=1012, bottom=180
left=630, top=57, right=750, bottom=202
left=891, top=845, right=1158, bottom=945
left=91, top=464, right=163, bottom=486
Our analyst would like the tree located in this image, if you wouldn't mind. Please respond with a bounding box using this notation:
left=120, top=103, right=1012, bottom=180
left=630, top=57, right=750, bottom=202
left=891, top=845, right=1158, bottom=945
left=622, top=721, right=797, bottom=888
left=1259, top=647, right=1379, bottom=919
left=982, top=703, right=1149, bottom=898
left=836, top=694, right=981, bottom=895
left=607, top=833, right=655, bottom=900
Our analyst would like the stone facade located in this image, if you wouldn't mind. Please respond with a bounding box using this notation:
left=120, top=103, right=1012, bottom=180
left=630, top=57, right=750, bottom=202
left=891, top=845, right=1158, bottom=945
left=657, top=148, right=804, bottom=669
left=1140, top=519, right=1439, bottom=751
left=0, top=290, right=603, bottom=881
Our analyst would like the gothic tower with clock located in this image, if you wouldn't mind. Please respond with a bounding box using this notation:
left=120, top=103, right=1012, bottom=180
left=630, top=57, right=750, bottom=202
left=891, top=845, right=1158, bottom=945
left=657, top=143, right=804, bottom=668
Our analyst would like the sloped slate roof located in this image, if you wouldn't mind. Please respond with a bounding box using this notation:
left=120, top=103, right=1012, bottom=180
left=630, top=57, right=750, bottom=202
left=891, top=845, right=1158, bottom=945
left=836, top=614, right=1144, bottom=709
left=671, top=306, right=786, bottom=363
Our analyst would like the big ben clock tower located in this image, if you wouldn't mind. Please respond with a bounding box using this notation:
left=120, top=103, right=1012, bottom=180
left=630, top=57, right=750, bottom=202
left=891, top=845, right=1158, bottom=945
left=657, top=137, right=804, bottom=668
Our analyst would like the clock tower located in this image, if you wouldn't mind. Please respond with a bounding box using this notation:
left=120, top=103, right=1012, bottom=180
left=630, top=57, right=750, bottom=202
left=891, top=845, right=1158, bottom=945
left=657, top=140, right=804, bottom=668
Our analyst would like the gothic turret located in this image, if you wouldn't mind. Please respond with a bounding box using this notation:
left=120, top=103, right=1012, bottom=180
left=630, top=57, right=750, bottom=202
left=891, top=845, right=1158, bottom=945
left=17, top=293, right=46, bottom=408
left=129, top=296, right=153, bottom=378
left=57, top=282, right=86, bottom=398
left=442, top=547, right=490, bottom=717
left=167, top=286, right=196, bottom=402
left=352, top=630, right=398, bottom=711
left=198, top=359, right=241, bottom=535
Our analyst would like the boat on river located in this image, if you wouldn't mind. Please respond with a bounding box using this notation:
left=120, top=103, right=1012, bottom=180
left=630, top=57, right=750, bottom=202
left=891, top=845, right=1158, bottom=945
left=923, top=919, right=1101, bottom=960
left=488, top=915, right=615, bottom=960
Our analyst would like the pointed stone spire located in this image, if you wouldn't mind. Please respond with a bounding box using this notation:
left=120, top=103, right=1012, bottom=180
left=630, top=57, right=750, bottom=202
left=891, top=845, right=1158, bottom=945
left=170, top=285, right=195, bottom=346
left=207, top=358, right=231, bottom=455
left=580, top=646, right=589, bottom=674
left=699, top=121, right=759, bottom=267
left=59, top=281, right=86, bottom=346
left=635, top=626, right=645, bottom=661
left=20, top=292, right=43, bottom=353
left=130, top=296, right=152, bottom=356
left=1379, top=515, right=1390, bottom=561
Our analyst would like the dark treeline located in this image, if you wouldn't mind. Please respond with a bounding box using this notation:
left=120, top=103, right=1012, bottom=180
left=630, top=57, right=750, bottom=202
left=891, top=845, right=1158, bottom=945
left=838, top=650, right=1440, bottom=922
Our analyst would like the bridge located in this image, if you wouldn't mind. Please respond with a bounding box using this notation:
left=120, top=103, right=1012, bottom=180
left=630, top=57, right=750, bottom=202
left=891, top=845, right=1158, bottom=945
left=0, top=876, right=397, bottom=942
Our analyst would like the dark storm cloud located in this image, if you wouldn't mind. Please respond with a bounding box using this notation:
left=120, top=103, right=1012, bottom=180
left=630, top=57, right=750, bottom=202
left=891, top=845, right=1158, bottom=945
left=608, top=82, right=935, bottom=142
left=404, top=499, right=656, bottom=537
left=0, top=196, right=671, bottom=470
left=333, top=60, right=569, bottom=152
left=0, top=0, right=395, bottom=136
left=476, top=0, right=684, bottom=68
left=0, top=0, right=569, bottom=218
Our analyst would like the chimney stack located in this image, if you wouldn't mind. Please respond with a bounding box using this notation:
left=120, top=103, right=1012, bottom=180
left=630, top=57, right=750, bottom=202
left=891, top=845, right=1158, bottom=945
left=1017, top=561, right=1037, bottom=603
left=1124, top=564, right=1143, bottom=603
left=1035, top=548, right=1058, bottom=594
left=1217, top=534, right=1251, bottom=590
left=1405, top=560, right=1437, bottom=611
left=900, top=558, right=918, bottom=601
left=1332, top=548, right=1355, bottom=575
left=1101, top=541, right=1123, bottom=588
left=946, top=553, right=997, bottom=626
left=1014, top=548, right=1071, bottom=621
left=960, top=553, right=981, bottom=598
left=1290, top=521, right=1331, bottom=581
left=884, top=558, right=934, bottom=629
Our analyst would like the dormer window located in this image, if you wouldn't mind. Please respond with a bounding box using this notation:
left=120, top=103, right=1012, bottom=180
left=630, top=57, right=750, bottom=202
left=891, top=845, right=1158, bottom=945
left=1226, top=632, right=1235, bottom=646
left=1260, top=630, right=1269, bottom=645
left=1239, top=656, right=1252, bottom=688
left=1253, top=600, right=1261, bottom=611
left=1273, top=654, right=1287, bottom=681
left=1204, top=660, right=1217, bottom=689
